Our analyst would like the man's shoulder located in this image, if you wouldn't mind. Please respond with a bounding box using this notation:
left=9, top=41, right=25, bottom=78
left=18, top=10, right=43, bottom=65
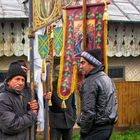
left=0, top=91, right=9, bottom=101
left=0, top=82, right=5, bottom=93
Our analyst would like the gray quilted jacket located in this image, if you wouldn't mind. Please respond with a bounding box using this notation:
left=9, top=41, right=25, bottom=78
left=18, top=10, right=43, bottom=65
left=0, top=85, right=37, bottom=140
left=77, top=65, right=118, bottom=134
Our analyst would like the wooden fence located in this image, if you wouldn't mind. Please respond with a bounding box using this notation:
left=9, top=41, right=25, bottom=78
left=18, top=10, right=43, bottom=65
left=115, top=81, right=140, bottom=128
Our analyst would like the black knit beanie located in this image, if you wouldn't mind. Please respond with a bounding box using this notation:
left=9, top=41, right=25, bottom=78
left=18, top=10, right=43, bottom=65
left=81, top=49, right=102, bottom=66
left=6, top=61, right=27, bottom=82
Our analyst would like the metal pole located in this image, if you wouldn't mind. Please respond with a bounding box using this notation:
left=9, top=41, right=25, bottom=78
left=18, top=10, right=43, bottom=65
left=29, top=0, right=35, bottom=139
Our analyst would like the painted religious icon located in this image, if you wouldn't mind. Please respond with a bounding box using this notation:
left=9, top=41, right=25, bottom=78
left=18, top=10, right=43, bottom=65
left=74, top=19, right=95, bottom=56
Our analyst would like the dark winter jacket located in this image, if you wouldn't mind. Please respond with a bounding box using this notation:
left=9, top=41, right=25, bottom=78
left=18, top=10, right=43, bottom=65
left=0, top=84, right=37, bottom=140
left=0, top=81, right=5, bottom=93
left=49, top=80, right=77, bottom=129
left=77, top=65, right=118, bottom=134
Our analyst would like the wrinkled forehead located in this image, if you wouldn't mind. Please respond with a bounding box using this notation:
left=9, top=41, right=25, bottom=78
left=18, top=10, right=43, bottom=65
left=9, top=75, right=25, bottom=81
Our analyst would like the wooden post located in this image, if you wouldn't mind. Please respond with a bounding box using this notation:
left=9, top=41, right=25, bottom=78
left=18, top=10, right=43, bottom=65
left=29, top=0, right=35, bottom=139
left=103, top=0, right=109, bottom=74
left=82, top=0, right=87, bottom=50
left=44, top=62, right=50, bottom=140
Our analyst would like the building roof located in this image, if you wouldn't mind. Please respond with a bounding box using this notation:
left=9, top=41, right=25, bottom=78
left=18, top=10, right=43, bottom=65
left=0, top=0, right=140, bottom=22
left=109, top=0, right=140, bottom=22
left=0, top=0, right=140, bottom=57
left=0, top=0, right=28, bottom=18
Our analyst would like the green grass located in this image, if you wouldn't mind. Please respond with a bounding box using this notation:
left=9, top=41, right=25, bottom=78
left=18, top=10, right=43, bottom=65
left=110, top=129, right=140, bottom=140
left=72, top=131, right=80, bottom=140
left=72, top=129, right=140, bottom=140
left=36, top=129, right=140, bottom=140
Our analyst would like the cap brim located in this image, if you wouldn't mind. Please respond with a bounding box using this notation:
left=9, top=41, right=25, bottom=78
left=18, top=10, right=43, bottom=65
left=74, top=53, right=81, bottom=57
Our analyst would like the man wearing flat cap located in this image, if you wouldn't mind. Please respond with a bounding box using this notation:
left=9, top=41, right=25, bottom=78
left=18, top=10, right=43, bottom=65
left=0, top=61, right=38, bottom=140
left=77, top=49, right=118, bottom=140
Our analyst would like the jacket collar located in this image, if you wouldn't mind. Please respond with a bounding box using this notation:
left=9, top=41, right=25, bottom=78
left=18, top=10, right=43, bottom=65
left=85, top=64, right=105, bottom=78
left=5, top=83, right=22, bottom=96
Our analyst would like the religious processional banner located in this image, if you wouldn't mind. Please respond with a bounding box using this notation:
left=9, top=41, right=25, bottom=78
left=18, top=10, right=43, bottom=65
left=54, top=27, right=63, bottom=56
left=58, top=3, right=106, bottom=103
left=38, top=27, right=63, bottom=58
left=38, top=35, right=49, bottom=59
left=32, top=0, right=73, bottom=32
left=32, top=0, right=62, bottom=32
left=38, top=28, right=63, bottom=93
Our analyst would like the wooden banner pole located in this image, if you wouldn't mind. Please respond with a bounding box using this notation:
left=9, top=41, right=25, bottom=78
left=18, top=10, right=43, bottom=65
left=82, top=0, right=87, bottom=50
left=29, top=0, right=35, bottom=139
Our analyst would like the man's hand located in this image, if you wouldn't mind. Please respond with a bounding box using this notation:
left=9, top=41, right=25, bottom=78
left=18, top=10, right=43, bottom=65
left=28, top=99, right=38, bottom=113
left=43, top=92, right=52, bottom=100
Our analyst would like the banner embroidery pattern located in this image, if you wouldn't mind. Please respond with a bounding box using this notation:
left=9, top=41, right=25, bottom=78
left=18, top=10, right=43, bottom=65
left=58, top=4, right=106, bottom=101
left=38, top=35, right=49, bottom=59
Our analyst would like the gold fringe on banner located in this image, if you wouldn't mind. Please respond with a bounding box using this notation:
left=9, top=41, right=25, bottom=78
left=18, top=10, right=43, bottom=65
left=48, top=99, right=52, bottom=106
left=48, top=26, right=55, bottom=106
left=57, top=10, right=67, bottom=108
left=49, top=26, right=54, bottom=93
left=42, top=59, right=47, bottom=100
left=33, top=0, right=62, bottom=32
left=103, top=0, right=109, bottom=74
left=32, top=0, right=73, bottom=32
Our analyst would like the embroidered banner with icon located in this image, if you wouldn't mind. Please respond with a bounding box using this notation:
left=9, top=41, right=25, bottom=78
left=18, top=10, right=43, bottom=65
left=57, top=3, right=106, bottom=104
left=32, top=0, right=62, bottom=32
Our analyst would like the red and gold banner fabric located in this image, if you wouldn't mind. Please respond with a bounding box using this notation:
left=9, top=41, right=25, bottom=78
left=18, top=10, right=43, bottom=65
left=58, top=3, right=106, bottom=102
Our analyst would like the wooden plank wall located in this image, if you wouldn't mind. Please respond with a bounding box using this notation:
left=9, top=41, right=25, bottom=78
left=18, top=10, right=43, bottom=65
left=115, top=81, right=140, bottom=128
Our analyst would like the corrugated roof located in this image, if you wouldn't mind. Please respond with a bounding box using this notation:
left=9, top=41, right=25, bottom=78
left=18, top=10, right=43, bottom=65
left=0, top=0, right=28, bottom=18
left=109, top=0, right=140, bottom=22
left=0, top=0, right=140, bottom=22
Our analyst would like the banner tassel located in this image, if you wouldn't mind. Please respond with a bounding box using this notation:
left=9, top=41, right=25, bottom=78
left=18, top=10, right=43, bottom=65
left=48, top=99, right=52, bottom=106
left=61, top=100, right=66, bottom=108
left=103, top=0, right=109, bottom=74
